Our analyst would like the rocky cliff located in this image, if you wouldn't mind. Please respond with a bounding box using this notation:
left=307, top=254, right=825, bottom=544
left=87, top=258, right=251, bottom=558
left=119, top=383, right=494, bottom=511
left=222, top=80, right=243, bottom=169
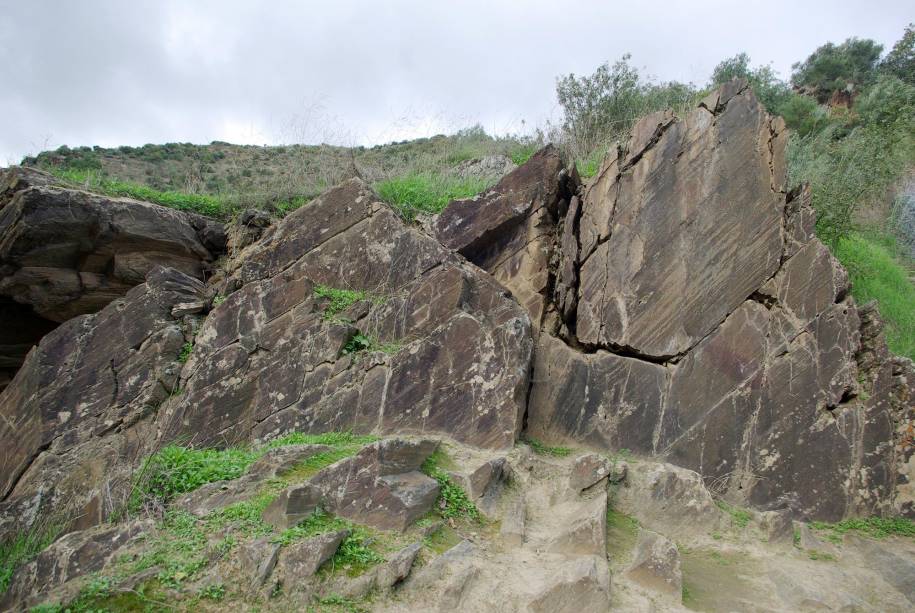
left=0, top=81, right=914, bottom=611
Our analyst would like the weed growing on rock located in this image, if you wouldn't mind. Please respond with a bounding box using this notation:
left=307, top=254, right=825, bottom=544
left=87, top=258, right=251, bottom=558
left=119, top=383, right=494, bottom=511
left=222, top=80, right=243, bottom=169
left=314, top=285, right=372, bottom=320
left=421, top=450, right=480, bottom=521
left=177, top=341, right=194, bottom=363
left=198, top=583, right=226, bottom=601
left=522, top=436, right=572, bottom=457
left=341, top=331, right=402, bottom=356
left=0, top=524, right=62, bottom=595
left=810, top=516, right=915, bottom=540
left=130, top=431, right=378, bottom=512
left=132, top=445, right=259, bottom=506
left=314, top=592, right=370, bottom=612
left=715, top=500, right=752, bottom=529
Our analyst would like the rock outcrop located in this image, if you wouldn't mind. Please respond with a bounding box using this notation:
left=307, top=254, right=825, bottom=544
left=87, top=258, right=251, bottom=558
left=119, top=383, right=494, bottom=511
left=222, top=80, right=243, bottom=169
left=436, top=81, right=914, bottom=521
left=165, top=178, right=531, bottom=451
left=1, top=78, right=914, bottom=612
left=0, top=167, right=225, bottom=390
left=0, top=178, right=531, bottom=537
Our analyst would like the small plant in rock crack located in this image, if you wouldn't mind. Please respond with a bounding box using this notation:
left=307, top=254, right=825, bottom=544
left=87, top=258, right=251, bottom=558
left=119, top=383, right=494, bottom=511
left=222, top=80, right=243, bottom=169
left=341, top=332, right=402, bottom=357
left=178, top=341, right=194, bottom=363
left=314, top=285, right=386, bottom=321
left=421, top=449, right=480, bottom=521
left=522, top=436, right=572, bottom=457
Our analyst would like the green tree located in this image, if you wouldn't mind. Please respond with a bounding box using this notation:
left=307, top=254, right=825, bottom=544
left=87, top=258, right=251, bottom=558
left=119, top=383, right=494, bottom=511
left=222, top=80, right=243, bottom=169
left=881, top=23, right=915, bottom=85
left=791, top=38, right=883, bottom=100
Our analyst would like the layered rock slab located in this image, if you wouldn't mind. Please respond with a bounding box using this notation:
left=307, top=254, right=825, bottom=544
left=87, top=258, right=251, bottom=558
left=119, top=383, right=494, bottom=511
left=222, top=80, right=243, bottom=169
left=437, top=82, right=910, bottom=520
left=164, top=178, right=532, bottom=450
left=0, top=167, right=226, bottom=388
left=0, top=267, right=206, bottom=537
left=0, top=170, right=224, bottom=323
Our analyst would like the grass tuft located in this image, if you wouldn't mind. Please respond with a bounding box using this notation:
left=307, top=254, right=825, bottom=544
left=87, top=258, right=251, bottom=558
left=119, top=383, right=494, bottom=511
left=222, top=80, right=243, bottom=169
left=421, top=450, right=480, bottom=521
left=522, top=436, right=572, bottom=457
left=716, top=500, right=752, bottom=529
left=810, top=516, right=915, bottom=540
left=375, top=173, right=491, bottom=220
left=1, top=525, right=62, bottom=595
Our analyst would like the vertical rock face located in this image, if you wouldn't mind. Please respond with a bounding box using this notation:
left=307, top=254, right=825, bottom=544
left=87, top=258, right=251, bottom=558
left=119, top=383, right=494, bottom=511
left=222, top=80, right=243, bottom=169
left=441, top=81, right=912, bottom=521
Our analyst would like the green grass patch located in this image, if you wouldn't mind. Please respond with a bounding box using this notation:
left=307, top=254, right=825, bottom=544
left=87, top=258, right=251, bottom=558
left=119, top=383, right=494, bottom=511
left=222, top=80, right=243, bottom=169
left=810, top=516, right=915, bottom=540
left=716, top=500, right=752, bottom=529
left=375, top=173, right=491, bottom=220
left=47, top=167, right=228, bottom=218
left=133, top=445, right=260, bottom=506
left=509, top=144, right=538, bottom=166
left=422, top=523, right=463, bottom=554
left=606, top=508, right=640, bottom=564
left=340, top=332, right=402, bottom=357
left=575, top=148, right=606, bottom=179
left=314, top=285, right=373, bottom=320
left=1, top=524, right=62, bottom=595
left=313, top=592, right=371, bottom=613
left=833, top=231, right=915, bottom=360
left=132, top=431, right=378, bottom=510
left=522, top=436, right=572, bottom=457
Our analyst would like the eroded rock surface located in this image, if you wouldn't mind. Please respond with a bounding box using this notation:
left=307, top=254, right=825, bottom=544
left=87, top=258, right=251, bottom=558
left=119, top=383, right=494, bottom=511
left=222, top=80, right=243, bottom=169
left=166, top=178, right=532, bottom=450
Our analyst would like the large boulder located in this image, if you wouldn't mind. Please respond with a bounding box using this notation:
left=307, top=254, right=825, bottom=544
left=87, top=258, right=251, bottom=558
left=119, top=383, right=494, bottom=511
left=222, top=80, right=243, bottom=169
left=163, top=178, right=532, bottom=450
left=434, top=145, right=576, bottom=330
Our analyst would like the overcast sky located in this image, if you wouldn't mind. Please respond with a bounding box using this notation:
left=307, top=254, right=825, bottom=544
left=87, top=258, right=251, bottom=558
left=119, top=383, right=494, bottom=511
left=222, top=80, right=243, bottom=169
left=1, top=0, right=911, bottom=164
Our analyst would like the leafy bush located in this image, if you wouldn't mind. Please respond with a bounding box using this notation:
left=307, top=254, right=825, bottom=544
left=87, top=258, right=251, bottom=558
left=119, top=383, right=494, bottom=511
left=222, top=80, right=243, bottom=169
left=881, top=23, right=915, bottom=85
left=791, top=37, right=883, bottom=100
left=555, top=54, right=697, bottom=159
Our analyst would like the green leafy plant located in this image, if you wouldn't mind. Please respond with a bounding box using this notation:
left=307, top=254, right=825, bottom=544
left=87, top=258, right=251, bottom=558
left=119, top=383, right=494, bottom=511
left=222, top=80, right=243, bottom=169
left=178, top=341, right=194, bottom=363
left=198, top=583, right=226, bottom=601
left=421, top=450, right=480, bottom=521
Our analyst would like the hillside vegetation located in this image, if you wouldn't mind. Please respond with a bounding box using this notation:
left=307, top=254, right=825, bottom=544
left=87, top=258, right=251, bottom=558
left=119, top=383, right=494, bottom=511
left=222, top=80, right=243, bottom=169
left=22, top=25, right=915, bottom=359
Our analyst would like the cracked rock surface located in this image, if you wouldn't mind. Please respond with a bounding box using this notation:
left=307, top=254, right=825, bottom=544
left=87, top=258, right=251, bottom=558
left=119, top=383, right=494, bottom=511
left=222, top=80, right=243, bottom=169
left=437, top=81, right=914, bottom=521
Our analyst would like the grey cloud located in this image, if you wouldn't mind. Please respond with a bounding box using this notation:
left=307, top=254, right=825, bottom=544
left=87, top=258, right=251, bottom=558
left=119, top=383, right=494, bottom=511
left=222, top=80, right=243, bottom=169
left=1, top=0, right=912, bottom=162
